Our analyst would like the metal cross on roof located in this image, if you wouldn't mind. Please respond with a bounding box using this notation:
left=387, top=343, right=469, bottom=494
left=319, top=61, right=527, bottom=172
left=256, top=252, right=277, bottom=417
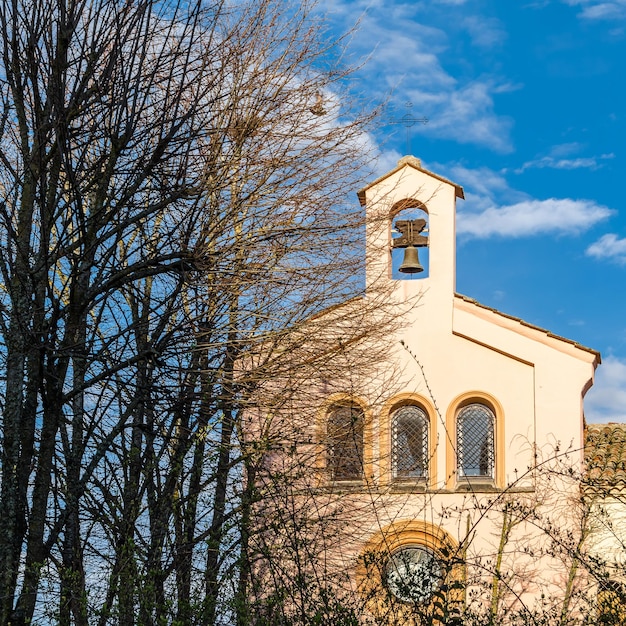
left=388, top=102, right=428, bottom=154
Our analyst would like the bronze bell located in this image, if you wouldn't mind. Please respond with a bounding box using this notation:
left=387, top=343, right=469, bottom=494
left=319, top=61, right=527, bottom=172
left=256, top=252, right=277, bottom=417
left=399, top=245, right=424, bottom=274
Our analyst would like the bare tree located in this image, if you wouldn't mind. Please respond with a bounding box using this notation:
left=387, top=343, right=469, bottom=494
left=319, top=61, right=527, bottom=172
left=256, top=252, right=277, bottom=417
left=0, top=0, right=396, bottom=623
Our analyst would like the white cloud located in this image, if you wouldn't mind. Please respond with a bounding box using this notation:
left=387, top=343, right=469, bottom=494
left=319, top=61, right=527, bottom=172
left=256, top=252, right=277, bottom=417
left=457, top=198, right=613, bottom=238
left=373, top=147, right=404, bottom=177
left=377, top=45, right=455, bottom=91
left=549, top=142, right=584, bottom=157
left=516, top=145, right=614, bottom=173
left=492, top=289, right=506, bottom=301
left=463, top=16, right=507, bottom=49
left=434, top=163, right=615, bottom=240
left=326, top=2, right=515, bottom=153
left=562, top=0, right=626, bottom=20
left=585, top=356, right=626, bottom=423
left=582, top=2, right=626, bottom=19
left=407, top=81, right=514, bottom=153
left=586, top=233, right=626, bottom=263
left=444, top=165, right=525, bottom=204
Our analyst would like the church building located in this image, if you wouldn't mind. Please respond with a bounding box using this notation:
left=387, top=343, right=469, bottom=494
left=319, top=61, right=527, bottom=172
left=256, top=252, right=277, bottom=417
left=250, top=156, right=613, bottom=624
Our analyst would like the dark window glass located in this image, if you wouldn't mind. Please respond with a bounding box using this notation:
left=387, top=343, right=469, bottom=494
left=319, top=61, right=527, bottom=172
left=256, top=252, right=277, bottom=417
left=392, top=405, right=428, bottom=479
left=328, top=404, right=364, bottom=480
left=457, top=403, right=495, bottom=478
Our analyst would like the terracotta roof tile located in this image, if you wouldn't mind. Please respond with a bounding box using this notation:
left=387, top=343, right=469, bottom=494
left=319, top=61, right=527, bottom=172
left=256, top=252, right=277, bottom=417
left=585, top=423, right=626, bottom=492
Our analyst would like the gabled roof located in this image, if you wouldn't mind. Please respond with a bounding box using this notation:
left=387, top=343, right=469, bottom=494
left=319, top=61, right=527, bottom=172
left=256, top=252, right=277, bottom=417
left=585, top=423, right=626, bottom=492
left=454, top=293, right=601, bottom=362
left=357, top=155, right=465, bottom=206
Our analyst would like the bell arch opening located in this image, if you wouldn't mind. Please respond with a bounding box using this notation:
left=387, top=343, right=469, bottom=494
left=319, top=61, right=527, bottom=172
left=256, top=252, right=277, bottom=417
left=390, top=199, right=429, bottom=280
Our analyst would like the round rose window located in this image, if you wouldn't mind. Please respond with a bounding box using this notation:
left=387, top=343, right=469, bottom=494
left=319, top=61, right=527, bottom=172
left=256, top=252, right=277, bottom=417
left=385, top=546, right=443, bottom=604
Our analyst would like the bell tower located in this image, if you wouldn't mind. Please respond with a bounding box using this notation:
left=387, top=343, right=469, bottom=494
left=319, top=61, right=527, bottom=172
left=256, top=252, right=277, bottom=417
left=358, top=156, right=464, bottom=310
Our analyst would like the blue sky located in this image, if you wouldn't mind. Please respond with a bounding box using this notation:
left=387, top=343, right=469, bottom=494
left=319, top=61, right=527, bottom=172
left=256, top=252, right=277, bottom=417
left=325, top=0, right=626, bottom=422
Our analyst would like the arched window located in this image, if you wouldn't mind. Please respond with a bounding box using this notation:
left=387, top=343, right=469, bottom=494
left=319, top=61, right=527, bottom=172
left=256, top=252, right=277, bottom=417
left=392, top=405, right=429, bottom=480
left=456, top=403, right=495, bottom=478
left=327, top=404, right=364, bottom=481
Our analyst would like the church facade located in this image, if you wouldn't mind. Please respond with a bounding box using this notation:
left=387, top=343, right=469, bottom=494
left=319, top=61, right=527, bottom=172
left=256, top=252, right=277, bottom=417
left=249, top=156, right=616, bottom=624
